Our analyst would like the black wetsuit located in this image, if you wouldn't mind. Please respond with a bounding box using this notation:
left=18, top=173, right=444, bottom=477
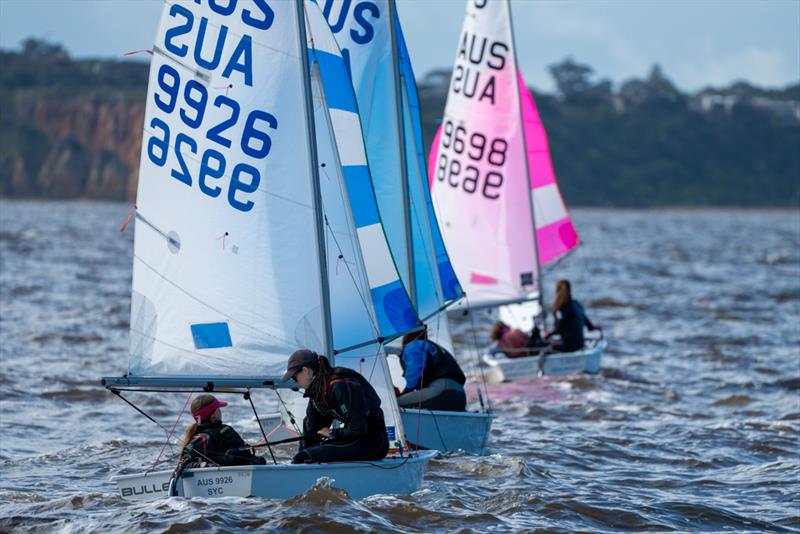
left=293, top=367, right=389, bottom=464
left=183, top=421, right=265, bottom=467
left=549, top=300, right=595, bottom=352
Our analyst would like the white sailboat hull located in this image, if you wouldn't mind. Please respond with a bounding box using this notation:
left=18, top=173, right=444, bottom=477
left=112, top=450, right=436, bottom=501
left=482, top=338, right=607, bottom=383
left=401, top=409, right=495, bottom=455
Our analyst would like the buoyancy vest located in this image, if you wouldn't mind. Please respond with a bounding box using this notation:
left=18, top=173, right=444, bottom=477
left=420, top=342, right=466, bottom=389
left=183, top=421, right=262, bottom=466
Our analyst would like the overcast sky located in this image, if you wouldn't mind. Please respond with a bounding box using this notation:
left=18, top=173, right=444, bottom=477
left=1, top=0, right=798, bottom=92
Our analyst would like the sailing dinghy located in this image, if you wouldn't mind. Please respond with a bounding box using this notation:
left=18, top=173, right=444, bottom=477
left=102, top=0, right=434, bottom=501
left=322, top=0, right=494, bottom=454
left=428, top=0, right=606, bottom=382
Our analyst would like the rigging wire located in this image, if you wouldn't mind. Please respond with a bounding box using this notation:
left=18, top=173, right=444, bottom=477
left=149, top=389, right=195, bottom=473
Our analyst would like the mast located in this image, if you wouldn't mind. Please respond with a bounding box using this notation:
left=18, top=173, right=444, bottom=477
left=507, top=0, right=545, bottom=324
left=296, top=0, right=334, bottom=359
left=388, top=0, right=416, bottom=307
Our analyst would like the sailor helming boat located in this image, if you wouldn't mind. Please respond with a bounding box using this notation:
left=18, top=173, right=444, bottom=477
left=102, top=0, right=435, bottom=501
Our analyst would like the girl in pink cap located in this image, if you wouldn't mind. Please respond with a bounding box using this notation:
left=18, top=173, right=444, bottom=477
left=179, top=394, right=265, bottom=467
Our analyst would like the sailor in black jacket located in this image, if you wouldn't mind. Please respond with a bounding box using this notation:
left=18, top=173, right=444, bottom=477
left=546, top=279, right=599, bottom=352
left=179, top=395, right=265, bottom=467
left=282, top=350, right=389, bottom=464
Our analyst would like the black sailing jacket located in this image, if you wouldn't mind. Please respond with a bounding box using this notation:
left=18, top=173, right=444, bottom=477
left=302, top=367, right=387, bottom=445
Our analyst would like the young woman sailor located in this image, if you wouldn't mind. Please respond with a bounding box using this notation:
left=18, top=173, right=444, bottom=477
left=179, top=394, right=266, bottom=467
left=283, top=350, right=389, bottom=464
left=546, top=279, right=600, bottom=352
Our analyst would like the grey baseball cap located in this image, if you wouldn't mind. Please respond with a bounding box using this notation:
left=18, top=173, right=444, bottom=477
left=281, top=349, right=318, bottom=382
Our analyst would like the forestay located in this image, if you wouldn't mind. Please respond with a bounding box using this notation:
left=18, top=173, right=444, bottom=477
left=428, top=0, right=539, bottom=309
left=129, top=1, right=325, bottom=377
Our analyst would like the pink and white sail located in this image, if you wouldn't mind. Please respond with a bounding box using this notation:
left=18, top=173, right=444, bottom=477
left=519, top=70, right=579, bottom=265
left=428, top=0, right=578, bottom=309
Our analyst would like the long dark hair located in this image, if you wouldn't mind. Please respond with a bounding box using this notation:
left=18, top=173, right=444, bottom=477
left=550, top=279, right=572, bottom=314
left=309, top=354, right=335, bottom=400
left=180, top=394, right=216, bottom=459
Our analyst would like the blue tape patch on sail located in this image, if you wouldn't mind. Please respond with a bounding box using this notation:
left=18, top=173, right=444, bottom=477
left=309, top=50, right=357, bottom=114
left=371, top=281, right=419, bottom=334
left=191, top=322, right=233, bottom=349
left=343, top=166, right=379, bottom=227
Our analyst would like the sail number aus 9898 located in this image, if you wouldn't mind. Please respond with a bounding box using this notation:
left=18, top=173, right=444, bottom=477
left=146, top=63, right=277, bottom=213
left=436, top=120, right=506, bottom=200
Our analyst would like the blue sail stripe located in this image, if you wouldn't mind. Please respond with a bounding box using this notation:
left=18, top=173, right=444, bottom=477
left=343, top=166, right=380, bottom=227
left=309, top=49, right=358, bottom=113
left=308, top=33, right=419, bottom=338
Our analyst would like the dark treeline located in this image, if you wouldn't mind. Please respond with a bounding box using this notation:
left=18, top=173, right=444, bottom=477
left=1, top=39, right=798, bottom=206
left=419, top=60, right=800, bottom=207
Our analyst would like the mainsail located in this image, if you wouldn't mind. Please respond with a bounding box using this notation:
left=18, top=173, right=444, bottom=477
left=428, top=0, right=537, bottom=310
left=428, top=0, right=579, bottom=310
left=130, top=1, right=326, bottom=377
left=128, top=0, right=417, bottom=420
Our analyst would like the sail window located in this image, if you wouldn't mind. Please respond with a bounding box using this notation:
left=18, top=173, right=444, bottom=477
left=190, top=322, right=233, bottom=349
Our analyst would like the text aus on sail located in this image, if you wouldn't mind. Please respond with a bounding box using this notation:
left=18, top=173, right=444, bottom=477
left=436, top=30, right=511, bottom=201
left=146, top=1, right=278, bottom=214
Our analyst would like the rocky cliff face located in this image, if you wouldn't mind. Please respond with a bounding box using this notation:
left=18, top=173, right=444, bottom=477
left=2, top=95, right=144, bottom=200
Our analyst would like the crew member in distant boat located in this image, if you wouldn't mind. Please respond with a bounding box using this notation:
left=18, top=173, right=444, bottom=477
left=489, top=321, right=531, bottom=358
left=396, top=327, right=467, bottom=411
left=546, top=280, right=599, bottom=352
left=284, top=350, right=389, bottom=464
left=179, top=394, right=266, bottom=467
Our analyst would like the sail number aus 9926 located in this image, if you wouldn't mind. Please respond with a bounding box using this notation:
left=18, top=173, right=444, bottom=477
left=146, top=62, right=277, bottom=213
left=436, top=120, right=506, bottom=200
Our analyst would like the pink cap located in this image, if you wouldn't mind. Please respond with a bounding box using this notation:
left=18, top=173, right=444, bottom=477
left=192, top=398, right=228, bottom=423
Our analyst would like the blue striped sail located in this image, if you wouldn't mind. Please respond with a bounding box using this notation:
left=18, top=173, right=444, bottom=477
left=304, top=0, right=415, bottom=450
left=317, top=0, right=412, bottom=290
left=305, top=1, right=419, bottom=348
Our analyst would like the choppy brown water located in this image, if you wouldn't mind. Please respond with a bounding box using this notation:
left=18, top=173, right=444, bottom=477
left=1, top=201, right=798, bottom=533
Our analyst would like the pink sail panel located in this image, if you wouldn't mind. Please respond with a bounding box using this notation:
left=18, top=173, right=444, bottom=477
left=518, top=70, right=580, bottom=265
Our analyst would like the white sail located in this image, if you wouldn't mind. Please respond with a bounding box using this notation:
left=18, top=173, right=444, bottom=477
left=429, top=0, right=539, bottom=310
left=129, top=1, right=325, bottom=376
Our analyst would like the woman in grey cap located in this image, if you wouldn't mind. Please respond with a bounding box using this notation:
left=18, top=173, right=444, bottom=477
left=283, top=349, right=389, bottom=464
